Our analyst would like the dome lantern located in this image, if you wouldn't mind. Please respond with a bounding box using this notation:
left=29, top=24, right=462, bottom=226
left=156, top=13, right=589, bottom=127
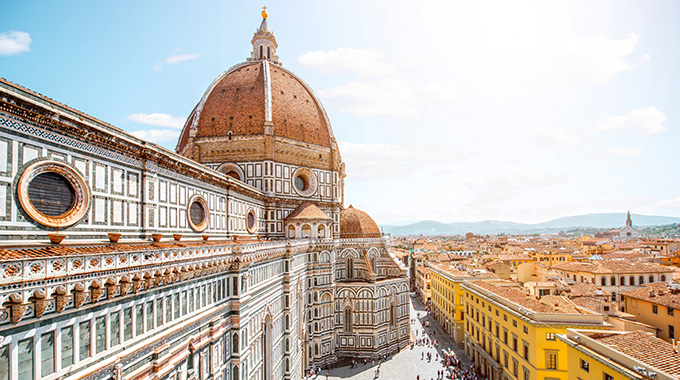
left=248, top=7, right=280, bottom=64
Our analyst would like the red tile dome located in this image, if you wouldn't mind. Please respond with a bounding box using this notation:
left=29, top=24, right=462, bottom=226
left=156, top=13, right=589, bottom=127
left=340, top=205, right=381, bottom=239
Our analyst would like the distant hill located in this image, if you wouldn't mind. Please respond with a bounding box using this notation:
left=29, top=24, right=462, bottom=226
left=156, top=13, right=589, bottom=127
left=380, top=213, right=680, bottom=236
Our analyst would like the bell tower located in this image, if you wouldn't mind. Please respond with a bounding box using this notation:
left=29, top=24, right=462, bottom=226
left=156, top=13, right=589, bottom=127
left=248, top=7, right=280, bottom=64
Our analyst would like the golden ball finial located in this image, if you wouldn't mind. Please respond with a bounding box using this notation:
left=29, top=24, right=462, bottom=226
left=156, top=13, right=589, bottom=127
left=262, top=6, right=268, bottom=19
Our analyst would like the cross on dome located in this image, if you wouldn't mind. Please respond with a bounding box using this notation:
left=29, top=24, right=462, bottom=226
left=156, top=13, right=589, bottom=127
left=248, top=7, right=280, bottom=64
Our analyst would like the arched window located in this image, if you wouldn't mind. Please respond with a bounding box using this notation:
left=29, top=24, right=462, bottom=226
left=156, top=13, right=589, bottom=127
left=661, top=274, right=667, bottom=282
left=263, top=315, right=272, bottom=380
left=630, top=276, right=635, bottom=286
left=318, top=224, right=325, bottom=238
left=649, top=275, right=654, bottom=283
left=232, top=333, right=239, bottom=354
left=259, top=45, right=263, bottom=59
left=267, top=46, right=271, bottom=59
left=601, top=277, right=606, bottom=286
left=639, top=276, right=644, bottom=284
left=344, top=308, right=352, bottom=333
left=371, top=257, right=377, bottom=272
left=610, top=276, right=616, bottom=286
left=347, top=258, right=354, bottom=279
left=315, top=344, right=319, bottom=356
left=390, top=303, right=397, bottom=326
left=620, top=276, right=626, bottom=286
left=288, top=225, right=295, bottom=238
left=302, top=224, right=311, bottom=238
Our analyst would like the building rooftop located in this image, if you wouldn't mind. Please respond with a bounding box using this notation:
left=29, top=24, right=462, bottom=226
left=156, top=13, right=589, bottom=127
left=589, top=330, right=680, bottom=378
left=553, top=260, right=674, bottom=274
left=621, top=282, right=680, bottom=310
left=470, top=281, right=587, bottom=315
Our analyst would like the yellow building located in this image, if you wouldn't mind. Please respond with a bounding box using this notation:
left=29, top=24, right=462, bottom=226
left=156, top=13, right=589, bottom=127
left=462, top=281, right=611, bottom=380
left=559, top=329, right=680, bottom=380
left=415, top=266, right=432, bottom=305
left=622, top=282, right=680, bottom=342
left=429, top=264, right=495, bottom=342
left=530, top=250, right=573, bottom=267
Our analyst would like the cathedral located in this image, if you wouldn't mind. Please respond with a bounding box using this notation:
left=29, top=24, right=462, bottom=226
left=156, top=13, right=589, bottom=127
left=0, top=10, right=409, bottom=380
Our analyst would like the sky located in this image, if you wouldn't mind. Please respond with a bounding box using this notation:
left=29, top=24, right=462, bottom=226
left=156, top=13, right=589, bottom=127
left=2, top=1, right=679, bottom=225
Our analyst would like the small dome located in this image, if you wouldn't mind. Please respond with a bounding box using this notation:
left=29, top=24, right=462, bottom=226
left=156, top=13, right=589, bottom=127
left=340, top=205, right=381, bottom=239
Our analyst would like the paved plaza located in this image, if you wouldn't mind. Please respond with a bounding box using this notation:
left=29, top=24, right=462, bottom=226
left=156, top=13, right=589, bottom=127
left=322, top=296, right=472, bottom=380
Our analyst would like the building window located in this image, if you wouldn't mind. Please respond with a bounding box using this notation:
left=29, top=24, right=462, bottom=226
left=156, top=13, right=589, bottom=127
left=40, top=332, right=55, bottom=376
left=604, top=373, right=614, bottom=380
left=653, top=305, right=658, bottom=314
left=513, top=320, right=517, bottom=327
left=246, top=209, right=257, bottom=234
left=187, top=195, right=210, bottom=232
left=639, top=276, right=644, bottom=284
left=96, top=316, right=106, bottom=354
left=546, top=351, right=557, bottom=370
left=0, top=344, right=8, bottom=380
left=111, top=312, right=120, bottom=347
left=124, top=307, right=133, bottom=341
left=513, top=359, right=518, bottom=376
left=136, top=304, right=144, bottom=336
left=668, top=307, right=675, bottom=316
left=523, top=326, right=528, bottom=334
left=146, top=302, right=154, bottom=331
left=79, top=320, right=91, bottom=361
left=513, top=337, right=518, bottom=352
left=545, top=333, right=556, bottom=341
left=523, top=344, right=529, bottom=360
left=62, top=326, right=74, bottom=368
left=18, top=338, right=33, bottom=380
left=17, top=160, right=90, bottom=228
left=580, top=359, right=589, bottom=372
left=344, top=308, right=353, bottom=333
left=670, top=325, right=675, bottom=340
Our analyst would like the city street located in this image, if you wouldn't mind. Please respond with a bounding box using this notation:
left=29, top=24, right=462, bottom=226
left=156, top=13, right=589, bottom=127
left=323, top=297, right=471, bottom=380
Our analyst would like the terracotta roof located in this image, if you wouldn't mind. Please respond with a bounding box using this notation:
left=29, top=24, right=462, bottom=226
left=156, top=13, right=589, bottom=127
left=284, top=202, right=332, bottom=221
left=590, top=331, right=680, bottom=377
left=621, top=282, right=680, bottom=310
left=569, top=297, right=616, bottom=314
left=564, top=282, right=610, bottom=297
left=470, top=281, right=587, bottom=314
left=552, top=260, right=673, bottom=274
left=339, top=205, right=381, bottom=239
left=177, top=61, right=331, bottom=152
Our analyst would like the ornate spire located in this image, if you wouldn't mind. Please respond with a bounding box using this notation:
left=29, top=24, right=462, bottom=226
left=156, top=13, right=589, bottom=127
left=247, top=6, right=280, bottom=64
left=626, top=210, right=633, bottom=227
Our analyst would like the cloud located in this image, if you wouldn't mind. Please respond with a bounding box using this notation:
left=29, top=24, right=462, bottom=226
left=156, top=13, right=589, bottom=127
left=131, top=129, right=181, bottom=144
left=592, top=107, right=667, bottom=135
left=320, top=78, right=462, bottom=119
left=298, top=47, right=396, bottom=78
left=153, top=53, right=200, bottom=71
left=597, top=146, right=644, bottom=157
left=127, top=113, right=186, bottom=129
left=339, top=141, right=466, bottom=178
left=529, top=127, right=581, bottom=146
left=0, top=31, right=31, bottom=56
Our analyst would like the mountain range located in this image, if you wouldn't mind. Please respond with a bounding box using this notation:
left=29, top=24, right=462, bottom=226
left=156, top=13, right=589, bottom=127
left=380, top=213, right=680, bottom=236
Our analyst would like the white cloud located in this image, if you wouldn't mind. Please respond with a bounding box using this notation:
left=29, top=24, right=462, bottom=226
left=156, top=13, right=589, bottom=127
left=298, top=47, right=396, bottom=78
left=131, top=129, right=181, bottom=144
left=597, top=146, right=644, bottom=157
left=153, top=53, right=200, bottom=71
left=127, top=113, right=186, bottom=129
left=0, top=31, right=31, bottom=56
left=592, top=107, right=667, bottom=135
left=529, top=127, right=581, bottom=146
left=321, top=78, right=421, bottom=119
left=339, top=141, right=466, bottom=178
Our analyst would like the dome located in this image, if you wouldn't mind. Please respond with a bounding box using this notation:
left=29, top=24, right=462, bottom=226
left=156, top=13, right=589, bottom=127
left=340, top=205, right=381, bottom=239
left=177, top=61, right=333, bottom=150
left=176, top=59, right=341, bottom=171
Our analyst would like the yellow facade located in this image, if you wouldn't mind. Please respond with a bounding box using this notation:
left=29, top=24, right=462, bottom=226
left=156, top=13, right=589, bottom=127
left=623, top=290, right=679, bottom=343
left=531, top=251, right=573, bottom=267
left=430, top=266, right=467, bottom=342
left=462, top=282, right=611, bottom=380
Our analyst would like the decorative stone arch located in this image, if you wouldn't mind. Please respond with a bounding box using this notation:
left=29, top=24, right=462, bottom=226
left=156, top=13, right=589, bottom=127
left=217, top=163, right=245, bottom=181
left=358, top=289, right=374, bottom=298
left=320, top=291, right=333, bottom=302
left=262, top=312, right=273, bottom=380
left=339, top=248, right=360, bottom=259
left=367, top=247, right=381, bottom=258
left=319, top=251, right=331, bottom=263
left=377, top=287, right=388, bottom=298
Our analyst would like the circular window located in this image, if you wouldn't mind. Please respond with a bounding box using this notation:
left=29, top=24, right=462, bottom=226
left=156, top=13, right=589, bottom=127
left=187, top=195, right=209, bottom=232
left=246, top=209, right=257, bottom=234
left=17, top=161, right=90, bottom=228
left=291, top=168, right=318, bottom=197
